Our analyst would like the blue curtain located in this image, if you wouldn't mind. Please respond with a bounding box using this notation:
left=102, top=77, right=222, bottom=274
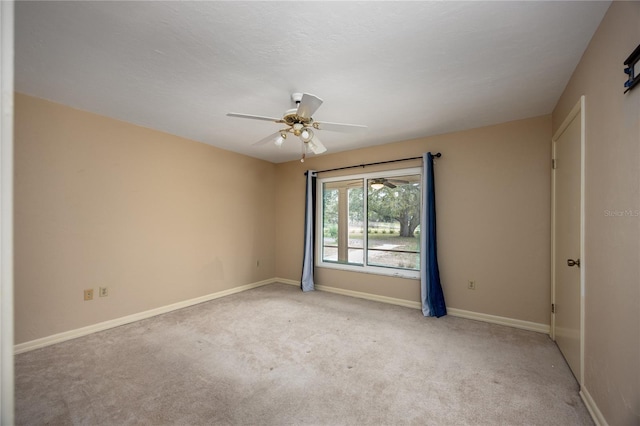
left=420, top=153, right=446, bottom=317
left=301, top=170, right=317, bottom=292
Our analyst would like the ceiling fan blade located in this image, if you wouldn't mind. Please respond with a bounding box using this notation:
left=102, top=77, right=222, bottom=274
left=227, top=113, right=284, bottom=123
left=296, top=93, right=323, bottom=119
left=384, top=182, right=397, bottom=189
left=307, top=134, right=327, bottom=154
left=253, top=131, right=283, bottom=146
left=314, top=121, right=367, bottom=133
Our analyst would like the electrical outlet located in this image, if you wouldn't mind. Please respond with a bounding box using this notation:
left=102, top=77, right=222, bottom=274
left=84, top=289, right=94, bottom=301
left=99, top=287, right=109, bottom=297
left=468, top=281, right=476, bottom=290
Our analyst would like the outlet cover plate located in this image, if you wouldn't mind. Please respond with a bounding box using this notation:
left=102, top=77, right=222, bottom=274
left=84, top=289, right=94, bottom=301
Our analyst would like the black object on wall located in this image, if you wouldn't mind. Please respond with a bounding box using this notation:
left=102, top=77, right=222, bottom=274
left=623, top=43, right=640, bottom=94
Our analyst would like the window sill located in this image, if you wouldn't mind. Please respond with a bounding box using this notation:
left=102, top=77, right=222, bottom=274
left=316, top=262, right=420, bottom=280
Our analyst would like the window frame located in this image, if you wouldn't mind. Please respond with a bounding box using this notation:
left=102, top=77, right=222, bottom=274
left=316, top=166, right=422, bottom=279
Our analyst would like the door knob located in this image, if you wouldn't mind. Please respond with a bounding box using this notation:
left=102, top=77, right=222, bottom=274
left=567, top=258, right=580, bottom=267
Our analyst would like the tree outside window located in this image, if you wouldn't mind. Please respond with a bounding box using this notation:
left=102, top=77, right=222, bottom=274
left=319, top=169, right=421, bottom=277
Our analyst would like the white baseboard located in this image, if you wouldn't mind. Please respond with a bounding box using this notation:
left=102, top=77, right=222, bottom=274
left=277, top=279, right=549, bottom=334
left=15, top=278, right=276, bottom=355
left=317, top=284, right=422, bottom=310
left=580, top=387, right=608, bottom=426
left=446, top=308, right=549, bottom=334
left=276, top=278, right=300, bottom=287
left=16, top=277, right=551, bottom=354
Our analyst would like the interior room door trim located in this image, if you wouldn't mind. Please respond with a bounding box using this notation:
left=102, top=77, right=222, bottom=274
left=550, top=95, right=586, bottom=386
left=1, top=1, right=15, bottom=423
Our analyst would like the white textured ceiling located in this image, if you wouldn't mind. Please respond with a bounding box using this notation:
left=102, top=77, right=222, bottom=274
left=16, top=1, right=610, bottom=163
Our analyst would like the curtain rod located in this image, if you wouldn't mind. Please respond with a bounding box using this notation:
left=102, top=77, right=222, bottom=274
left=312, top=152, right=441, bottom=175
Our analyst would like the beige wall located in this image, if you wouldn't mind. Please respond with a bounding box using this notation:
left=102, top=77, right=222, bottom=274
left=275, top=115, right=552, bottom=325
left=552, top=2, right=639, bottom=425
left=14, top=93, right=276, bottom=344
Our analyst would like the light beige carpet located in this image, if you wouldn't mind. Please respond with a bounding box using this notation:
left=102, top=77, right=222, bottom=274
left=16, top=283, right=593, bottom=425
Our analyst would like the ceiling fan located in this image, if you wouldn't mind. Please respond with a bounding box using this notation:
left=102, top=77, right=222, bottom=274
left=227, top=93, right=367, bottom=161
left=369, top=178, right=410, bottom=189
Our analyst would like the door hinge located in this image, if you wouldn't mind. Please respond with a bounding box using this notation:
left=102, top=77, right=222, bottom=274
left=551, top=303, right=556, bottom=314
left=552, top=159, right=557, bottom=169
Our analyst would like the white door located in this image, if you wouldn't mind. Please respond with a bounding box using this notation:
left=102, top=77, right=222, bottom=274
left=552, top=97, right=584, bottom=384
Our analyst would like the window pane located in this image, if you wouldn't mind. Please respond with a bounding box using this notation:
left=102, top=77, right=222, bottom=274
left=367, top=174, right=421, bottom=270
left=348, top=186, right=364, bottom=263
left=322, top=179, right=363, bottom=265
left=322, top=186, right=338, bottom=262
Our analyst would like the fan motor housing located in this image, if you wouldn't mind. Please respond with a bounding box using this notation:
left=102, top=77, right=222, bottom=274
left=282, top=108, right=312, bottom=126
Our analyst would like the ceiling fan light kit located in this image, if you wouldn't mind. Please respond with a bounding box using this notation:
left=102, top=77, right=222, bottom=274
left=301, top=128, right=312, bottom=141
left=227, top=92, right=367, bottom=160
left=274, top=133, right=286, bottom=147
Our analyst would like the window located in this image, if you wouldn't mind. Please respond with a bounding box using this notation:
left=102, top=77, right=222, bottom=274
left=318, top=168, right=421, bottom=278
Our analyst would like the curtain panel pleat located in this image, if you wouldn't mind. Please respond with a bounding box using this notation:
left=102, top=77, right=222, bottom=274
left=301, top=170, right=317, bottom=292
left=420, top=153, right=447, bottom=317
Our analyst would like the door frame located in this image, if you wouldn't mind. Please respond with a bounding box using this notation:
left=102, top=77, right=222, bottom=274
left=1, top=1, right=14, bottom=423
left=550, top=95, right=585, bottom=386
